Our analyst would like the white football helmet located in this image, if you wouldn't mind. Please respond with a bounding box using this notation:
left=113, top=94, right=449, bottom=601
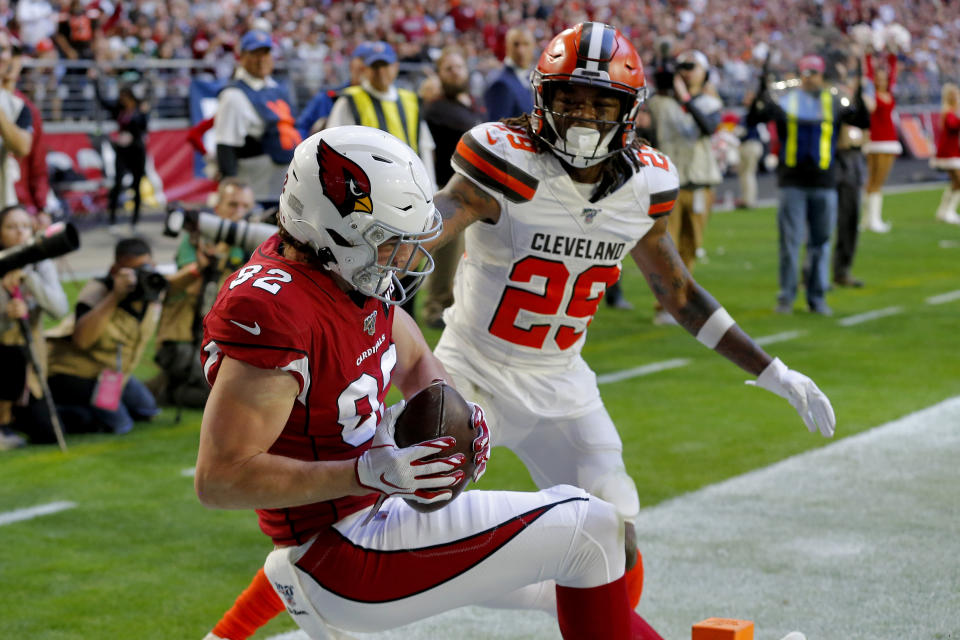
left=277, top=126, right=441, bottom=305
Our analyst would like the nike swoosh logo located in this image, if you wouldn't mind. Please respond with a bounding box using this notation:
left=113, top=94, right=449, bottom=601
left=486, top=130, right=497, bottom=145
left=230, top=320, right=261, bottom=335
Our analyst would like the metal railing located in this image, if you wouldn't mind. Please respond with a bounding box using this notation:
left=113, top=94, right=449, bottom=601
left=18, top=59, right=435, bottom=123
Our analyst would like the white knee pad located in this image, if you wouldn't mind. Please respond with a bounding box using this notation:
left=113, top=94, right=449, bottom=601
left=559, top=495, right=626, bottom=588
left=589, top=468, right=640, bottom=522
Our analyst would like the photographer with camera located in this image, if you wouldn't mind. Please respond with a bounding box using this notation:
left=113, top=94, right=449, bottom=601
left=0, top=205, right=68, bottom=449
left=46, top=237, right=165, bottom=436
left=646, top=48, right=724, bottom=325
left=152, top=178, right=255, bottom=408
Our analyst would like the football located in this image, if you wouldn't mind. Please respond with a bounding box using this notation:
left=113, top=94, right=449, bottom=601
left=393, top=380, right=476, bottom=513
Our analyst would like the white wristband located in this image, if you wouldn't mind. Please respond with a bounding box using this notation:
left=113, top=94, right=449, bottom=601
left=696, top=307, right=735, bottom=349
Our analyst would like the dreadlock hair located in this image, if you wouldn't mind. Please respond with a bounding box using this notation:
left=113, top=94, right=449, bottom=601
left=501, top=114, right=652, bottom=202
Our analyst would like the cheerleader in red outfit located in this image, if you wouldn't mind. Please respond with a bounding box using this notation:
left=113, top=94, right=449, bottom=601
left=862, top=51, right=900, bottom=232
left=931, top=83, right=960, bottom=225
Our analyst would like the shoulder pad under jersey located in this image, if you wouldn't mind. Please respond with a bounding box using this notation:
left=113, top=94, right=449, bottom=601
left=633, top=144, right=679, bottom=218
left=451, top=122, right=540, bottom=203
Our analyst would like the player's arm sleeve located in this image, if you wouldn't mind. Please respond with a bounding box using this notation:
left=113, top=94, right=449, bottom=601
left=202, top=291, right=311, bottom=399
left=643, top=149, right=680, bottom=219
left=451, top=124, right=538, bottom=205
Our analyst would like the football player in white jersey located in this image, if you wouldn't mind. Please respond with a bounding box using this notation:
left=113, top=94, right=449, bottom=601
left=201, top=22, right=836, bottom=639
left=430, top=21, right=837, bottom=612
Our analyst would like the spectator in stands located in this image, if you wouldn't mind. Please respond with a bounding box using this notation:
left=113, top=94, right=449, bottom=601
left=214, top=29, right=301, bottom=210
left=46, top=236, right=163, bottom=436
left=326, top=39, right=436, bottom=320
left=482, top=26, right=535, bottom=121
left=0, top=204, right=68, bottom=449
left=92, top=70, right=150, bottom=233
left=931, top=83, right=960, bottom=225
left=0, top=30, right=34, bottom=208
left=53, top=0, right=94, bottom=61
left=151, top=178, right=254, bottom=408
left=4, top=35, right=52, bottom=227
left=861, top=50, right=901, bottom=233
left=421, top=46, right=483, bottom=329
left=748, top=54, right=869, bottom=316
left=646, top=49, right=723, bottom=325
left=295, top=42, right=370, bottom=139
left=15, top=0, right=57, bottom=55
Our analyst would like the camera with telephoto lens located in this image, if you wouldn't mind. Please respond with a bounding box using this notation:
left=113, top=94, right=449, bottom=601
left=0, top=222, right=80, bottom=276
left=132, top=266, right=169, bottom=303
left=652, top=37, right=677, bottom=94
left=163, top=204, right=276, bottom=254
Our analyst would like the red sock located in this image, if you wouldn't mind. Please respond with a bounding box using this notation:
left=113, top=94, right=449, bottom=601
left=556, top=576, right=631, bottom=639
left=625, top=550, right=645, bottom=609
left=211, top=567, right=285, bottom=640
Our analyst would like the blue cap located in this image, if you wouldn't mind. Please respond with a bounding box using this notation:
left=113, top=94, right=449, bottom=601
left=240, top=30, right=272, bottom=53
left=363, top=41, right=396, bottom=66
left=352, top=42, right=373, bottom=61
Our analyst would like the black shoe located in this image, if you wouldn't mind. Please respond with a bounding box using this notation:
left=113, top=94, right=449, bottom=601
left=606, top=297, right=634, bottom=311
left=833, top=275, right=864, bottom=288
left=808, top=301, right=833, bottom=316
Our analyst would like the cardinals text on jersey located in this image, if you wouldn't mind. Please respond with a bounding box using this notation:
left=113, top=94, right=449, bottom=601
left=445, top=121, right=679, bottom=369
left=201, top=235, right=390, bottom=545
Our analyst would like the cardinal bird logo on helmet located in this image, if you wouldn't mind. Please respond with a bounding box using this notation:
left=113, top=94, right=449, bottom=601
left=317, top=139, right=373, bottom=218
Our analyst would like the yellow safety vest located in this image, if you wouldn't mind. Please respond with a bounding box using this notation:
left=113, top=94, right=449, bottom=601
left=784, top=90, right=834, bottom=170
left=342, top=86, right=420, bottom=152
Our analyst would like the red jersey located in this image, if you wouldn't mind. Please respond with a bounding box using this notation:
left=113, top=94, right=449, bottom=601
left=202, top=235, right=387, bottom=546
left=866, top=53, right=898, bottom=142
left=936, top=112, right=960, bottom=160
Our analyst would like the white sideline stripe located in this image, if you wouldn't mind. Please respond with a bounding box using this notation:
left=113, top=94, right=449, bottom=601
left=181, top=467, right=196, bottom=477
left=596, top=358, right=690, bottom=384
left=926, top=290, right=960, bottom=305
left=755, top=329, right=807, bottom=346
left=0, top=501, right=76, bottom=527
left=837, top=306, right=903, bottom=327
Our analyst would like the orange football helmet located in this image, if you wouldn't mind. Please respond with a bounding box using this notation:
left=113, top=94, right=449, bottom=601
left=531, top=22, right=647, bottom=168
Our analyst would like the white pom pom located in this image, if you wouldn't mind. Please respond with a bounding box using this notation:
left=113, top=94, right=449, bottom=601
left=850, top=23, right=873, bottom=47
left=885, top=23, right=911, bottom=53
left=871, top=28, right=886, bottom=52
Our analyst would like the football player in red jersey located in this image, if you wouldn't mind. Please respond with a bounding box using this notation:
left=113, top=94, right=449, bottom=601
left=197, top=126, right=664, bottom=640
left=203, top=23, right=838, bottom=640
left=426, top=21, right=837, bottom=617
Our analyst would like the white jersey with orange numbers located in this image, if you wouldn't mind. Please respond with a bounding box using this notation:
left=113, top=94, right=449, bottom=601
left=443, top=121, right=679, bottom=374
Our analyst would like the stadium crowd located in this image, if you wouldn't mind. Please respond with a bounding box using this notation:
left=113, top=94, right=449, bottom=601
left=0, top=0, right=958, bottom=108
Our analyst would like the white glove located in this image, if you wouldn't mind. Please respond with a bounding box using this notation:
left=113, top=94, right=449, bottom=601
left=355, top=402, right=466, bottom=505
left=466, top=401, right=491, bottom=483
left=746, top=358, right=836, bottom=437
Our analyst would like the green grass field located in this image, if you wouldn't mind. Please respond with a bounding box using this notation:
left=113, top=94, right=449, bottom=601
left=1, top=188, right=958, bottom=639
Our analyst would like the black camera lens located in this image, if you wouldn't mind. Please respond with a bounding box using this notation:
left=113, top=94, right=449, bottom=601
left=134, top=267, right=169, bottom=302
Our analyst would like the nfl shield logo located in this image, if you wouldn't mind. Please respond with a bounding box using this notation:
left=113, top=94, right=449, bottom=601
left=582, top=207, right=601, bottom=223
left=363, top=310, right=377, bottom=336
left=274, top=582, right=296, bottom=607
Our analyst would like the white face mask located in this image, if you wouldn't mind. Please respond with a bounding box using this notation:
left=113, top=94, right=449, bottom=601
left=564, top=126, right=608, bottom=160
